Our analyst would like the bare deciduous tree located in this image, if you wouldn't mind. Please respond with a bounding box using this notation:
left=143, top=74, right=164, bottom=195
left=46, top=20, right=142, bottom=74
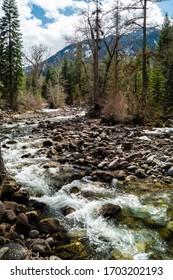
left=24, top=44, right=50, bottom=92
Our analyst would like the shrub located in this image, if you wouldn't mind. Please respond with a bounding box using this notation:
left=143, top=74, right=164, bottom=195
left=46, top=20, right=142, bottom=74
left=101, top=91, right=130, bottom=124
left=18, top=92, right=44, bottom=111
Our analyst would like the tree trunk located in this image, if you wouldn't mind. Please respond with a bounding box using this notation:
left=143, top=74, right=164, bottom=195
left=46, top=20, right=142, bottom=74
left=141, top=0, right=147, bottom=108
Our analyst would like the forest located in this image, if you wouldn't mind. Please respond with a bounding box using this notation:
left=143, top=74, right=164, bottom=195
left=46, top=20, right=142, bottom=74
left=0, top=0, right=173, bottom=124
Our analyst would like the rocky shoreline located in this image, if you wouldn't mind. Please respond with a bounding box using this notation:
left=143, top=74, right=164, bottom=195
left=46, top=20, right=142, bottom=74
left=1, top=107, right=173, bottom=260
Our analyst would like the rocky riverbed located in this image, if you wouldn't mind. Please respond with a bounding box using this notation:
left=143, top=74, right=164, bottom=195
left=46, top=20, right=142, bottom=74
left=1, top=107, right=173, bottom=260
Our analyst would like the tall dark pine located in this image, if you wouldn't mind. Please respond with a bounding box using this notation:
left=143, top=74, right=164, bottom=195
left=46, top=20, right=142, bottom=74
left=157, top=13, right=173, bottom=112
left=0, top=0, right=23, bottom=110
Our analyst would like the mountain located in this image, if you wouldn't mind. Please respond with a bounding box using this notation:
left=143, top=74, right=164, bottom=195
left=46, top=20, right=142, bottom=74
left=46, top=28, right=160, bottom=67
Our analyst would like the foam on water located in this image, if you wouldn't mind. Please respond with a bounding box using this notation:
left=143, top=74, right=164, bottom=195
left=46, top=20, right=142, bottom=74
left=36, top=180, right=167, bottom=258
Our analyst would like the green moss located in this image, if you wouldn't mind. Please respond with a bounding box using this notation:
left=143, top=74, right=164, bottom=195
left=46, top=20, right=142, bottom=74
left=54, top=241, right=88, bottom=260
left=110, top=249, right=133, bottom=260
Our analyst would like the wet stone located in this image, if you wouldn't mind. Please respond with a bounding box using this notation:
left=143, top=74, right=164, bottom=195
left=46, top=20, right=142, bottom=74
left=4, top=210, right=17, bottom=224
left=30, top=239, right=51, bottom=255
left=28, top=230, right=40, bottom=238
left=167, top=167, right=173, bottom=176
left=0, top=243, right=27, bottom=260
left=0, top=201, right=5, bottom=220
left=9, top=189, right=30, bottom=204
left=100, top=203, right=121, bottom=221
left=43, top=139, right=54, bottom=147
left=0, top=181, right=20, bottom=200
left=39, top=217, right=62, bottom=234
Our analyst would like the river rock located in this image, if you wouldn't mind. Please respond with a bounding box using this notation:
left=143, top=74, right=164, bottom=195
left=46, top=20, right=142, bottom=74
left=53, top=133, right=63, bottom=142
left=39, top=217, right=62, bottom=234
left=4, top=210, right=17, bottom=224
left=9, top=189, right=30, bottom=204
left=167, top=167, right=173, bottom=176
left=146, top=155, right=156, bottom=163
left=28, top=229, right=40, bottom=238
left=3, top=201, right=27, bottom=213
left=122, top=141, right=133, bottom=151
left=100, top=203, right=121, bottom=220
left=26, top=211, right=39, bottom=226
left=0, top=243, right=27, bottom=260
left=21, top=153, right=31, bottom=158
left=43, top=139, right=53, bottom=147
left=0, top=181, right=20, bottom=199
left=30, top=239, right=51, bottom=255
left=6, top=140, right=19, bottom=145
left=116, top=170, right=127, bottom=180
left=0, top=237, right=6, bottom=245
left=61, top=207, right=76, bottom=216
left=135, top=169, right=147, bottom=178
left=15, top=213, right=31, bottom=235
left=0, top=201, right=5, bottom=220
left=94, top=170, right=114, bottom=182
left=55, top=241, right=88, bottom=260
left=108, top=158, right=120, bottom=170
left=167, top=221, right=173, bottom=232
left=0, top=223, right=11, bottom=236
left=29, top=199, right=49, bottom=211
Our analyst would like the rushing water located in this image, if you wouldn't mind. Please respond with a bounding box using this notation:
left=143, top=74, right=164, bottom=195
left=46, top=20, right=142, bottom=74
left=1, top=112, right=173, bottom=260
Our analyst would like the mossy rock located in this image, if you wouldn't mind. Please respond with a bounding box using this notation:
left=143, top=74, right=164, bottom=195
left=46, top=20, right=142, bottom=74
left=158, top=228, right=173, bottom=240
left=166, top=221, right=173, bottom=232
left=135, top=242, right=147, bottom=253
left=39, top=217, right=63, bottom=234
left=110, top=249, right=133, bottom=260
left=54, top=241, right=88, bottom=260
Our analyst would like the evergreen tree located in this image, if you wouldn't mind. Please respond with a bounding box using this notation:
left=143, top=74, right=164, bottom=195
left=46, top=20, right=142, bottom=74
left=0, top=0, right=23, bottom=110
left=60, top=58, right=75, bottom=105
left=157, top=13, right=173, bottom=112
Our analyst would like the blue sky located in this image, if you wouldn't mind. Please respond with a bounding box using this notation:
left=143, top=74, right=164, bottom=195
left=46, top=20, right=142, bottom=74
left=158, top=0, right=173, bottom=18
left=0, top=0, right=173, bottom=55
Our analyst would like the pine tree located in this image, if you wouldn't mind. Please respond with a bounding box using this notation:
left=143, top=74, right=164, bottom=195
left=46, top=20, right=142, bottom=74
left=157, top=13, right=173, bottom=112
left=0, top=0, right=23, bottom=110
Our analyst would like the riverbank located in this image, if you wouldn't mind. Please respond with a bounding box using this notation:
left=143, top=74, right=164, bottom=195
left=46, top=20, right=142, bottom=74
left=1, top=107, right=173, bottom=260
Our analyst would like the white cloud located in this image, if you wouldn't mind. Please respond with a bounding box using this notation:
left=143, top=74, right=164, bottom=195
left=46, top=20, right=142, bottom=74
left=0, top=0, right=165, bottom=56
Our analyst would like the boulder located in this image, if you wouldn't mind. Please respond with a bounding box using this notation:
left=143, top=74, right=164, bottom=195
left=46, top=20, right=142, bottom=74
left=3, top=201, right=27, bottom=213
left=43, top=139, right=53, bottom=147
left=9, top=189, right=30, bottom=204
left=55, top=241, right=88, bottom=260
left=15, top=213, right=31, bottom=235
left=4, top=210, right=17, bottom=224
left=61, top=207, right=76, bottom=216
left=0, top=243, right=27, bottom=260
left=100, top=203, right=121, bottom=220
left=108, top=158, right=120, bottom=170
left=94, top=170, right=114, bottom=182
left=0, top=181, right=20, bottom=200
left=0, top=201, right=5, bottom=220
left=39, top=217, right=62, bottom=234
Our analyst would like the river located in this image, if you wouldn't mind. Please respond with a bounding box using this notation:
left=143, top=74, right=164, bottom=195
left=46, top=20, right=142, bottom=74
left=1, top=108, right=173, bottom=260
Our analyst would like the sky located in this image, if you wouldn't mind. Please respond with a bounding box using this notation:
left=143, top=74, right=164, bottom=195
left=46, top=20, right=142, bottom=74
left=0, top=0, right=173, bottom=56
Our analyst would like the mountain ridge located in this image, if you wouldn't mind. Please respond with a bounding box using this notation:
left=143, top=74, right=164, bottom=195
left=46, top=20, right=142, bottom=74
left=46, top=28, right=160, bottom=67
